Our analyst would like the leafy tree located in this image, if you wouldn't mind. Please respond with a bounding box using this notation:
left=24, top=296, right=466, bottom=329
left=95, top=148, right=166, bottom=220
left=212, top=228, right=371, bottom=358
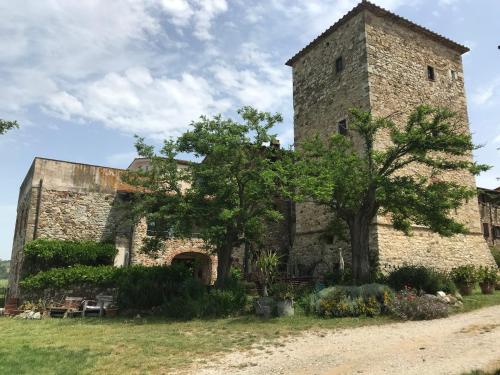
left=0, top=119, right=18, bottom=135
left=125, top=107, right=286, bottom=287
left=287, top=105, right=489, bottom=284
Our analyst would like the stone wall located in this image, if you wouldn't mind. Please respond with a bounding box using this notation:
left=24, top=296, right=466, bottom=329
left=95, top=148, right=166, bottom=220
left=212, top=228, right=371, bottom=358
left=288, top=6, right=496, bottom=274
left=364, top=9, right=496, bottom=270
left=130, top=218, right=217, bottom=284
left=289, top=10, right=373, bottom=275
left=478, top=188, right=500, bottom=246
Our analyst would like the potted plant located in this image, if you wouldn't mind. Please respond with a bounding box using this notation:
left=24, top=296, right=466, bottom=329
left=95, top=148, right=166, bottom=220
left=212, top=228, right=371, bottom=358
left=105, top=304, right=119, bottom=317
left=477, top=266, right=498, bottom=295
left=451, top=265, right=478, bottom=296
left=254, top=250, right=280, bottom=318
left=270, top=282, right=295, bottom=317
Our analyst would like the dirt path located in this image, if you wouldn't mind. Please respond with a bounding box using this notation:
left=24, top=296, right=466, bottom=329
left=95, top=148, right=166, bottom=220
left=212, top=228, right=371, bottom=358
left=193, top=305, right=500, bottom=375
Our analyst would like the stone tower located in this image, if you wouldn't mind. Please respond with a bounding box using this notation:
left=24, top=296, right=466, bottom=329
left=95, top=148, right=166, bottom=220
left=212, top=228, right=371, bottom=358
left=286, top=1, right=496, bottom=275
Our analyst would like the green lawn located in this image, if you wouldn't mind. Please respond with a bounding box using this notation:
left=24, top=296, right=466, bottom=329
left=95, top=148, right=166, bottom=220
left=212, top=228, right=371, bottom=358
left=0, top=290, right=499, bottom=375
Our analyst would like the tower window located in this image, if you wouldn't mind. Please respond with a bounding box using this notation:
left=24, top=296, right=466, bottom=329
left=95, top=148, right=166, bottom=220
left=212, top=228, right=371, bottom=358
left=338, top=119, right=348, bottom=136
left=450, top=70, right=456, bottom=81
left=335, top=56, right=344, bottom=73
left=427, top=66, right=435, bottom=81
left=482, top=223, right=489, bottom=238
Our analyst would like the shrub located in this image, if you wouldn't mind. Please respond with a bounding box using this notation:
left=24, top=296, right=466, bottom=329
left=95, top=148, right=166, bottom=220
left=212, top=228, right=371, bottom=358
left=304, top=283, right=393, bottom=318
left=161, top=276, right=246, bottom=319
left=387, top=265, right=456, bottom=294
left=19, top=265, right=117, bottom=290
left=389, top=287, right=449, bottom=320
left=23, top=239, right=117, bottom=275
left=490, top=246, right=500, bottom=268
left=115, top=264, right=192, bottom=309
left=451, top=265, right=479, bottom=285
left=477, top=266, right=498, bottom=285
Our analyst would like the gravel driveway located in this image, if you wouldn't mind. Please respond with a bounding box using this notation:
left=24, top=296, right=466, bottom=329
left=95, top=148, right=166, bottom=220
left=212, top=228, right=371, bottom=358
left=194, top=305, right=500, bottom=375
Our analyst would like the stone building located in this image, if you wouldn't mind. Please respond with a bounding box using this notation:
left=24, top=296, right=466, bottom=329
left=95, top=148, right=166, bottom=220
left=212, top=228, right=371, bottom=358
left=478, top=187, right=500, bottom=246
left=7, top=157, right=217, bottom=298
left=7, top=1, right=496, bottom=297
left=286, top=0, right=496, bottom=274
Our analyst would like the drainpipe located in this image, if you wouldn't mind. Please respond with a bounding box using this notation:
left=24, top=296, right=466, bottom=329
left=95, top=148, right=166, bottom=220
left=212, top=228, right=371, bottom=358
left=32, top=179, right=43, bottom=240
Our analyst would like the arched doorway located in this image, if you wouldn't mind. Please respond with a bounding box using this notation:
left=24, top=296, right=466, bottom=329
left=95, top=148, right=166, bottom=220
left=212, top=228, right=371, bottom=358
left=171, top=252, right=212, bottom=284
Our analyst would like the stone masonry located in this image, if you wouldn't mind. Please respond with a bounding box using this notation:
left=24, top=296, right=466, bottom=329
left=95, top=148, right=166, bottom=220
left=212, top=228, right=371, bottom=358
left=286, top=1, right=496, bottom=273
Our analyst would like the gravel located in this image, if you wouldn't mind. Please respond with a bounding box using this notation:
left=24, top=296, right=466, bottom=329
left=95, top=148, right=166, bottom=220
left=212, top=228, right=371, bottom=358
left=193, top=305, right=500, bottom=375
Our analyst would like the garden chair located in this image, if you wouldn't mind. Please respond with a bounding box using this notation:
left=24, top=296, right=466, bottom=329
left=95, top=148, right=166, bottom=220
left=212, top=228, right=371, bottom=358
left=82, top=295, right=114, bottom=317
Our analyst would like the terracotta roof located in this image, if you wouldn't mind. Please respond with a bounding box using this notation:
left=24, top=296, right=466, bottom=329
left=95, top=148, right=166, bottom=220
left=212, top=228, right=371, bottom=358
left=285, top=0, right=469, bottom=66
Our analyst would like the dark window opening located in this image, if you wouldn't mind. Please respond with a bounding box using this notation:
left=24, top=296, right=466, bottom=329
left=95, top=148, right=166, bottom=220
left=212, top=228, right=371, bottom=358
left=450, top=70, right=456, bottom=81
left=427, top=65, right=435, bottom=81
left=494, top=226, right=500, bottom=239
left=483, top=223, right=489, bottom=238
left=335, top=56, right=344, bottom=73
left=338, top=119, right=348, bottom=136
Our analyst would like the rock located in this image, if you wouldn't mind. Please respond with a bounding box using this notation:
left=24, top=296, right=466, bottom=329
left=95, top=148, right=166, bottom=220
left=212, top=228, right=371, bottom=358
left=436, top=291, right=446, bottom=298
left=33, top=312, right=41, bottom=320
left=447, top=295, right=458, bottom=304
left=454, top=291, right=463, bottom=302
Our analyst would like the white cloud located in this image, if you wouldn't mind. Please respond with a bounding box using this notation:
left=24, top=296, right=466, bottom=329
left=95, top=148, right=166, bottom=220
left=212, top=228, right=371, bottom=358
left=46, top=68, right=232, bottom=138
left=472, top=77, right=500, bottom=106
left=159, top=0, right=228, bottom=40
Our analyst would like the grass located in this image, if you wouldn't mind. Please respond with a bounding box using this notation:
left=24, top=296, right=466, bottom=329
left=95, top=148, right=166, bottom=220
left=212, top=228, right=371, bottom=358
left=0, top=279, right=7, bottom=287
left=0, top=290, right=499, bottom=375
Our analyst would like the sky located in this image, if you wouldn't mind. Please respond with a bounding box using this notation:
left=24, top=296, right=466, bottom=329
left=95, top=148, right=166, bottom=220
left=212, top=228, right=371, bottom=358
left=0, top=0, right=499, bottom=260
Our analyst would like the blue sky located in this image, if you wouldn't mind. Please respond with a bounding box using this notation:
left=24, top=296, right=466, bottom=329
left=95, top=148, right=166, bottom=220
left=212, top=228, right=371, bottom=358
left=0, top=0, right=499, bottom=260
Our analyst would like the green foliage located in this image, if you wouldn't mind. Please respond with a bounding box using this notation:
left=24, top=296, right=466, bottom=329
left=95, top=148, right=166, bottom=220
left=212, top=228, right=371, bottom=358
left=477, top=266, right=498, bottom=284
left=451, top=265, right=479, bottom=285
left=283, top=105, right=490, bottom=283
left=256, top=249, right=280, bottom=296
left=161, top=277, right=247, bottom=319
left=19, top=265, right=118, bottom=290
left=490, top=246, right=500, bottom=268
left=0, top=119, right=18, bottom=135
left=115, top=264, right=192, bottom=309
left=23, top=239, right=117, bottom=275
left=0, top=259, right=9, bottom=280
left=389, top=287, right=449, bottom=320
left=124, top=107, right=288, bottom=286
left=20, top=263, right=246, bottom=318
left=387, top=265, right=456, bottom=294
left=304, top=283, right=393, bottom=318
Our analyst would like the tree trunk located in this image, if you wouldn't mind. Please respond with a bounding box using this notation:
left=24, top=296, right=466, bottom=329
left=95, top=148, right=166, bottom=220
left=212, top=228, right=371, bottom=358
left=349, top=215, right=371, bottom=285
left=215, top=242, right=233, bottom=288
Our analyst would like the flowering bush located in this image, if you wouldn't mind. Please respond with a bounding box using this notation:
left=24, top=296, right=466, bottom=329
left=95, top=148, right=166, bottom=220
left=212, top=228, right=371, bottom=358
left=305, top=283, right=393, bottom=318
left=389, top=287, right=449, bottom=321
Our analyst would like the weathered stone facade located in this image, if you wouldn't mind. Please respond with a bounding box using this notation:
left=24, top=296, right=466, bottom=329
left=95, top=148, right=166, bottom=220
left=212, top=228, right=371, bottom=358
left=8, top=158, right=216, bottom=298
left=478, top=187, right=500, bottom=246
left=287, top=1, right=496, bottom=273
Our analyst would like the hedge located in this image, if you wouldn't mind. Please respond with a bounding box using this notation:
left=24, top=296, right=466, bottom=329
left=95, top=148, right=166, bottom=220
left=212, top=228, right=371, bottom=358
left=19, top=264, right=193, bottom=310
left=19, top=264, right=246, bottom=317
left=23, top=239, right=117, bottom=275
left=387, top=265, right=456, bottom=294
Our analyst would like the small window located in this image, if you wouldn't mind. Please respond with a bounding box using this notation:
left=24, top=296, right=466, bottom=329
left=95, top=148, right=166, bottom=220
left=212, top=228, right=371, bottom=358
left=494, top=226, right=500, bottom=239
left=482, top=223, right=489, bottom=238
left=450, top=70, right=456, bottom=81
left=338, top=119, right=348, bottom=136
left=335, top=56, right=344, bottom=73
left=146, top=219, right=174, bottom=237
left=427, top=66, right=435, bottom=81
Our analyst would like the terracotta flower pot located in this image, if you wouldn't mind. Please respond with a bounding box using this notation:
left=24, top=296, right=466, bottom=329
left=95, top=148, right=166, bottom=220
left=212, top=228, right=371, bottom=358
left=479, top=282, right=495, bottom=295
left=105, top=308, right=119, bottom=317
left=458, top=283, right=474, bottom=296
